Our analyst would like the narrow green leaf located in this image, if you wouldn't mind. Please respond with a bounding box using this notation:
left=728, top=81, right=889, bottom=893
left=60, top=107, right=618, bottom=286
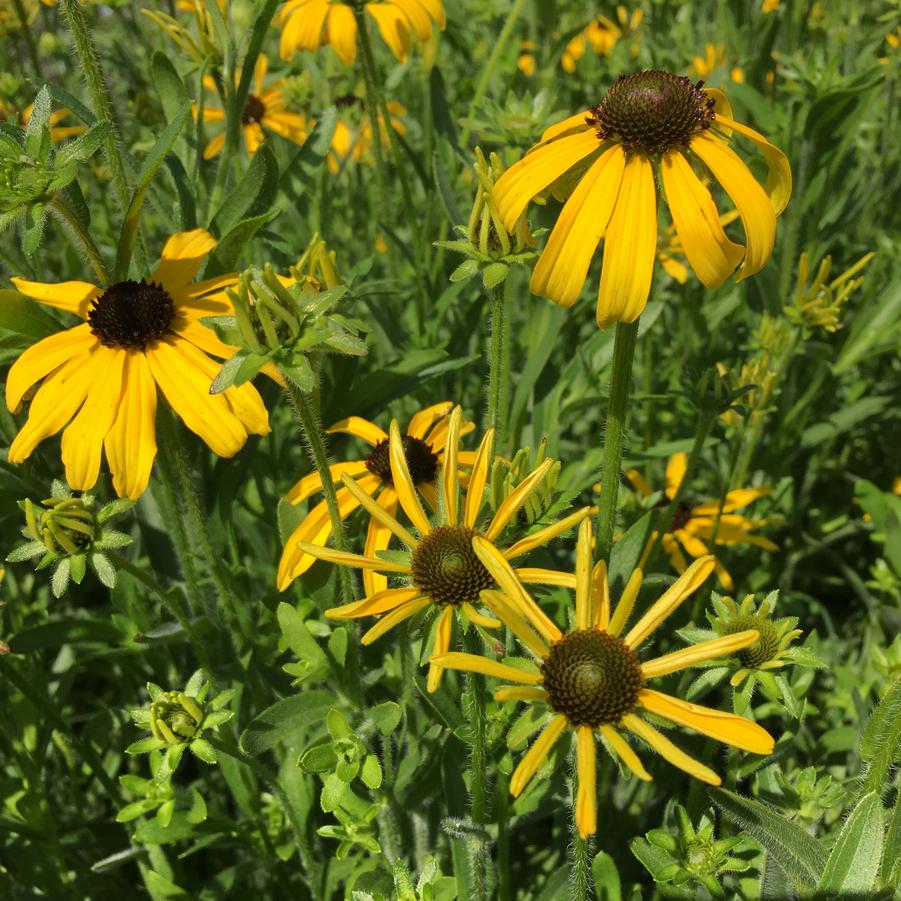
left=211, top=143, right=279, bottom=237
left=860, top=675, right=901, bottom=792
left=818, top=791, right=885, bottom=895
left=151, top=51, right=188, bottom=123
left=239, top=690, right=333, bottom=755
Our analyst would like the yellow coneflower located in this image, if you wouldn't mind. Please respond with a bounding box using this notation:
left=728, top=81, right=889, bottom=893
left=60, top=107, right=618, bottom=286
left=761, top=0, right=780, bottom=12
left=434, top=519, right=774, bottom=837
left=277, top=402, right=476, bottom=593
left=294, top=408, right=590, bottom=690
left=196, top=54, right=309, bottom=159
left=5, top=230, right=269, bottom=500
left=562, top=8, right=643, bottom=72
left=277, top=0, right=445, bottom=66
left=493, top=71, right=791, bottom=328
left=327, top=98, right=406, bottom=175
left=517, top=40, right=536, bottom=77
left=627, top=452, right=778, bottom=591
left=690, top=43, right=744, bottom=84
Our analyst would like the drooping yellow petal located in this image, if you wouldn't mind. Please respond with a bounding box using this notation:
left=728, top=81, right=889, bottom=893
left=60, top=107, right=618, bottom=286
left=285, top=461, right=369, bottom=505
left=280, top=0, right=328, bottom=59
left=509, top=714, right=568, bottom=797
left=152, top=229, right=217, bottom=292
left=624, top=556, right=715, bottom=650
left=576, top=726, right=597, bottom=837
left=362, top=596, right=431, bottom=644
left=326, top=415, right=387, bottom=445
left=596, top=153, right=657, bottom=328
left=464, top=428, right=494, bottom=528
left=625, top=467, right=654, bottom=498
left=661, top=150, right=743, bottom=289
left=325, top=3, right=357, bottom=63
left=608, top=567, right=643, bottom=637
left=407, top=401, right=453, bottom=438
left=623, top=714, right=720, bottom=785
left=11, top=277, right=99, bottom=318
left=692, top=486, right=771, bottom=515
left=593, top=559, right=611, bottom=631
left=702, top=87, right=733, bottom=121
left=638, top=689, right=775, bottom=755
left=431, top=651, right=542, bottom=685
left=494, top=130, right=602, bottom=233
left=600, top=725, right=652, bottom=781
left=575, top=518, right=594, bottom=630
left=366, top=3, right=412, bottom=62
left=486, top=459, right=554, bottom=540
left=690, top=131, right=776, bottom=280
left=203, top=132, right=226, bottom=160
left=539, top=109, right=593, bottom=144
left=295, top=540, right=410, bottom=573
left=471, top=536, right=562, bottom=643
left=327, top=586, right=421, bottom=620
left=104, top=350, right=158, bottom=500
left=530, top=146, right=625, bottom=307
left=391, top=0, right=433, bottom=41
left=504, top=507, right=591, bottom=560
left=462, top=602, right=501, bottom=629
left=427, top=606, right=455, bottom=693
left=495, top=685, right=549, bottom=703
left=341, top=472, right=418, bottom=548
left=363, top=486, right=397, bottom=597
left=389, top=419, right=432, bottom=535
left=517, top=568, right=577, bottom=589
left=665, top=452, right=687, bottom=498
left=442, top=406, right=462, bottom=527
left=5, top=323, right=98, bottom=412
left=641, top=630, right=759, bottom=679
left=60, top=348, right=124, bottom=490
left=480, top=590, right=549, bottom=658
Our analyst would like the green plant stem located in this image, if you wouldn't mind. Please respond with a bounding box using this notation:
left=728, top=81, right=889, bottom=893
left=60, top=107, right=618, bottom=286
left=460, top=0, right=528, bottom=147
left=487, top=280, right=509, bottom=449
left=464, top=629, right=489, bottom=901
left=12, top=0, right=42, bottom=79
left=47, top=194, right=110, bottom=285
left=595, top=319, right=640, bottom=564
left=642, top=409, right=716, bottom=572
left=570, top=824, right=591, bottom=900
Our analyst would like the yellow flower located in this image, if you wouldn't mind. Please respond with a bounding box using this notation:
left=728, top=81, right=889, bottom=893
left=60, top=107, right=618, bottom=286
left=493, top=71, right=791, bottom=328
left=434, top=519, right=774, bottom=837
left=278, top=402, right=476, bottom=593
left=517, top=40, right=536, bottom=77
left=293, top=408, right=590, bottom=690
left=690, top=44, right=744, bottom=84
left=196, top=54, right=309, bottom=160
left=327, top=99, right=406, bottom=174
left=142, top=0, right=226, bottom=62
left=761, top=0, right=780, bottom=12
left=627, top=453, right=778, bottom=591
left=277, top=0, right=445, bottom=66
left=5, top=230, right=270, bottom=499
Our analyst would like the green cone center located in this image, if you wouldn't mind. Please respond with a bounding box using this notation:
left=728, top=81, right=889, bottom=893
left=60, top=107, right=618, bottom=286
left=724, top=615, right=781, bottom=668
left=409, top=526, right=493, bottom=607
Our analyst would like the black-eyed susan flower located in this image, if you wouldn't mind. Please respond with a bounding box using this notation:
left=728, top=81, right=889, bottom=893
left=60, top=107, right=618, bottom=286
left=196, top=54, right=309, bottom=160
left=493, top=72, right=791, bottom=328
left=294, top=409, right=590, bottom=691
left=277, top=0, right=445, bottom=66
left=690, top=44, right=745, bottom=84
left=627, top=453, right=778, bottom=591
left=277, top=402, right=476, bottom=593
left=5, top=230, right=270, bottom=500
left=434, top=519, right=774, bottom=837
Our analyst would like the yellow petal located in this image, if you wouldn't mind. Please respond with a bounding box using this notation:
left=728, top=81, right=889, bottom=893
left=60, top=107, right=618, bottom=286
left=494, top=130, right=601, bottom=233
left=285, top=461, right=369, bottom=505
left=5, top=323, right=97, bottom=412
left=486, top=459, right=554, bottom=540
left=593, top=559, right=610, bottom=631
left=600, top=725, right=651, bottom=780
left=692, top=486, right=771, bottom=515
left=495, top=685, right=549, bottom=703
left=327, top=415, right=387, bottom=445
left=608, top=567, right=643, bottom=637
left=516, top=568, right=577, bottom=589
left=641, top=630, right=759, bottom=679
left=575, top=517, right=594, bottom=630
left=61, top=347, right=124, bottom=490
left=462, top=602, right=501, bottom=629
left=510, top=714, right=568, bottom=796
left=427, top=606, right=455, bottom=692
left=665, top=453, right=687, bottom=498
left=539, top=109, right=593, bottom=144
left=442, top=406, right=462, bottom=527
left=203, top=131, right=226, bottom=160
left=407, top=401, right=453, bottom=438
left=172, top=314, right=237, bottom=360
left=576, top=726, right=597, bottom=836
left=363, top=487, right=397, bottom=596
left=625, top=468, right=654, bottom=498
left=530, top=145, right=625, bottom=307
left=503, top=507, right=591, bottom=560
left=362, top=596, right=431, bottom=644
left=431, top=651, right=542, bottom=685
left=11, top=277, right=99, bottom=318
left=389, top=419, right=432, bottom=535
left=326, top=586, right=421, bottom=620
left=366, top=3, right=411, bottom=62
left=480, top=590, right=549, bottom=658
left=294, top=540, right=409, bottom=572
left=690, top=132, right=775, bottom=280
left=661, top=150, right=744, bottom=289
left=638, top=689, right=775, bottom=755
left=703, top=87, right=734, bottom=121
left=596, top=153, right=657, bottom=328
left=104, top=350, right=158, bottom=499
left=390, top=0, right=433, bottom=41
left=623, top=714, right=721, bottom=785
left=464, top=429, right=494, bottom=528
left=282, top=0, right=328, bottom=57
left=324, top=3, right=357, bottom=63
left=341, top=472, right=418, bottom=548
left=152, top=229, right=217, bottom=292
left=624, top=556, right=715, bottom=649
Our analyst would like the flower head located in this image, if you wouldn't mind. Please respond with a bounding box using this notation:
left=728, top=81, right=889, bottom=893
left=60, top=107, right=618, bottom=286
left=196, top=54, right=309, bottom=159
left=434, top=519, right=774, bottom=837
left=493, top=72, right=791, bottom=328
left=278, top=0, right=445, bottom=66
left=627, top=453, right=778, bottom=590
left=294, top=408, right=590, bottom=690
left=5, top=229, right=270, bottom=499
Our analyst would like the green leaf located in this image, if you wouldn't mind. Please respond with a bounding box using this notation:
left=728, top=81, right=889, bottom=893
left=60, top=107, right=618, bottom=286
left=860, top=675, right=901, bottom=792
left=90, top=551, right=117, bottom=588
left=608, top=510, right=654, bottom=597
left=818, top=791, right=884, bottom=895
left=299, top=743, right=338, bottom=773
left=320, top=773, right=347, bottom=813
left=592, top=850, right=622, bottom=901
left=631, top=836, right=677, bottom=882
left=239, top=690, right=333, bottom=756
left=211, top=143, right=279, bottom=237
left=54, top=120, right=110, bottom=168
left=360, top=755, right=382, bottom=790
left=126, top=736, right=167, bottom=755
left=25, top=87, right=51, bottom=162
left=51, top=558, right=71, bottom=597
left=276, top=602, right=329, bottom=681
left=151, top=51, right=188, bottom=123
left=709, top=788, right=826, bottom=893
left=481, top=262, right=508, bottom=289
left=369, top=701, right=403, bottom=736
left=205, top=211, right=274, bottom=276
left=326, top=708, right=352, bottom=741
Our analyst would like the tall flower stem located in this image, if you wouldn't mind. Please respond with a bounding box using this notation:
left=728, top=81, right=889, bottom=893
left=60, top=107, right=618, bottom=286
left=570, top=824, right=591, bottom=900
left=464, top=629, right=489, bottom=901
left=487, top=281, right=509, bottom=449
left=596, top=319, right=640, bottom=564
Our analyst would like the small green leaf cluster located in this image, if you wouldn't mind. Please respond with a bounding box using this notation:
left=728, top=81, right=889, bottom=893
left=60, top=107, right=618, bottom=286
left=488, top=438, right=563, bottom=527
left=355, top=857, right=456, bottom=901
left=117, top=766, right=207, bottom=831
left=5, top=480, right=133, bottom=597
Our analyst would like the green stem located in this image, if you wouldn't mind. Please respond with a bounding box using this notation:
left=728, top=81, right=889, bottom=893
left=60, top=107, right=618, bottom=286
left=12, top=0, right=42, bottom=79
left=571, top=824, right=591, bottom=900
left=595, top=319, right=640, bottom=565
left=487, top=280, right=509, bottom=450
left=47, top=194, right=110, bottom=285
left=464, top=629, right=489, bottom=901
left=460, top=0, right=528, bottom=147
left=642, top=409, right=715, bottom=572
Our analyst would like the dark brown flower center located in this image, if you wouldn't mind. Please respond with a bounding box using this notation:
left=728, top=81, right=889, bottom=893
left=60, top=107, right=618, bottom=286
left=541, top=630, right=644, bottom=728
left=366, top=435, right=438, bottom=486
left=670, top=501, right=693, bottom=532
left=586, top=70, right=715, bottom=156
left=87, top=280, right=175, bottom=350
left=409, top=526, right=494, bottom=607
left=723, top=616, right=781, bottom=669
left=242, top=94, right=266, bottom=125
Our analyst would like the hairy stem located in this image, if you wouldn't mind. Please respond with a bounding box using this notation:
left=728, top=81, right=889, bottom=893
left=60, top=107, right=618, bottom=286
left=570, top=826, right=591, bottom=900
left=487, top=280, right=509, bottom=450
left=465, top=629, right=490, bottom=901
